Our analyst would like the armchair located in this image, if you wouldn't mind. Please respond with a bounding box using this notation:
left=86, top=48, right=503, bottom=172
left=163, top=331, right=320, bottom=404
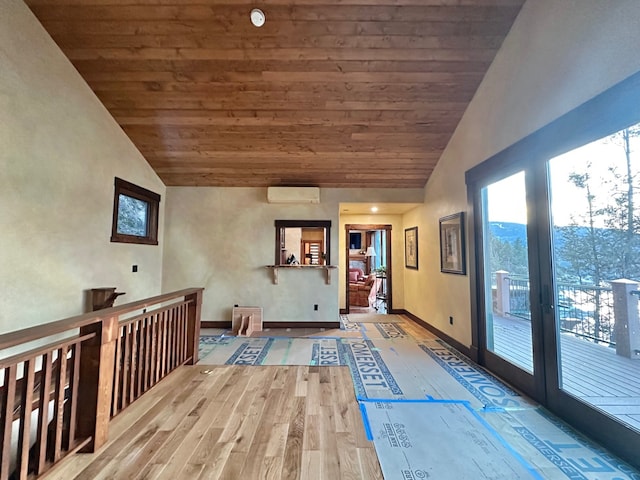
left=348, top=267, right=365, bottom=283
left=349, top=273, right=381, bottom=307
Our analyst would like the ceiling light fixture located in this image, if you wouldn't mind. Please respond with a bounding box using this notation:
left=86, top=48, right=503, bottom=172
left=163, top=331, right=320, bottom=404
left=250, top=8, right=265, bottom=27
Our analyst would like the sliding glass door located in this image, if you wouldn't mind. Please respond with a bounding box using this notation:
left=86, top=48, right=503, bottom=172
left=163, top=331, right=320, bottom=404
left=473, top=167, right=545, bottom=400
left=547, top=123, right=640, bottom=433
left=467, top=72, right=640, bottom=467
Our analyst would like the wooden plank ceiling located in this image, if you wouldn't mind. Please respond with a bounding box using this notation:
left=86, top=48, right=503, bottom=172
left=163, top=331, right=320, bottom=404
left=26, top=0, right=524, bottom=188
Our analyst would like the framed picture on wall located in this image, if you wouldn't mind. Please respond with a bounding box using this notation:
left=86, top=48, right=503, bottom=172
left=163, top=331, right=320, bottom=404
left=405, top=226, right=418, bottom=270
left=439, top=212, right=466, bottom=275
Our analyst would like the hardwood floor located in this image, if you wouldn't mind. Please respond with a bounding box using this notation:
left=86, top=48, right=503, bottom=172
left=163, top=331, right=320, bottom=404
left=42, top=365, right=382, bottom=480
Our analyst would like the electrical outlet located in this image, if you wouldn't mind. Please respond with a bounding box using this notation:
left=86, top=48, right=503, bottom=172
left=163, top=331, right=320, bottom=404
left=314, top=304, right=319, bottom=311
left=449, top=316, right=454, bottom=325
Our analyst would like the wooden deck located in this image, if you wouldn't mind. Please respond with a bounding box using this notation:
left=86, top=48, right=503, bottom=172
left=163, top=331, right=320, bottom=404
left=493, top=315, right=640, bottom=430
left=42, top=365, right=382, bottom=480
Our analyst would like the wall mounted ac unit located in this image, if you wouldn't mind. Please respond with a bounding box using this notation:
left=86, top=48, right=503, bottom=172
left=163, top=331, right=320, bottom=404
left=267, top=186, right=320, bottom=204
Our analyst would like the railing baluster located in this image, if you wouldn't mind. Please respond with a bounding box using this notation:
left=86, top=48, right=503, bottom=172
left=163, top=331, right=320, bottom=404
left=183, top=304, right=187, bottom=362
left=171, top=308, right=178, bottom=370
left=17, top=360, right=35, bottom=480
left=53, top=346, right=68, bottom=462
left=167, top=310, right=175, bottom=373
left=155, top=313, right=162, bottom=384
left=179, top=306, right=183, bottom=364
left=1, top=366, right=17, bottom=480
left=146, top=316, right=152, bottom=389
left=183, top=303, right=188, bottom=363
left=161, top=311, right=168, bottom=377
left=150, top=313, right=157, bottom=387
left=140, top=318, right=148, bottom=395
left=167, top=310, right=172, bottom=373
left=112, top=325, right=122, bottom=416
left=130, top=321, right=138, bottom=402
left=66, top=342, right=81, bottom=449
left=138, top=319, right=144, bottom=396
left=176, top=308, right=180, bottom=366
left=122, top=324, right=131, bottom=409
left=35, top=352, right=53, bottom=474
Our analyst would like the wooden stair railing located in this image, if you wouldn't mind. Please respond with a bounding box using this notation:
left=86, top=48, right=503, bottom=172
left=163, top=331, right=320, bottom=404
left=0, top=288, right=203, bottom=480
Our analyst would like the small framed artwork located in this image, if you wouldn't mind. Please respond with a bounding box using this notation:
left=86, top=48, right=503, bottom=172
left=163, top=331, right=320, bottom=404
left=439, top=212, right=466, bottom=275
left=405, top=226, right=418, bottom=270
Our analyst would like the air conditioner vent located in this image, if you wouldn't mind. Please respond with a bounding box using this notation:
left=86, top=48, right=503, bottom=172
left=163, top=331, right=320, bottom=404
left=267, top=187, right=320, bottom=204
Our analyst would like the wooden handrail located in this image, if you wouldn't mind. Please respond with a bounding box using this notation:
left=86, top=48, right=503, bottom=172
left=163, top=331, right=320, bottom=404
left=0, top=333, right=96, bottom=370
left=0, top=288, right=203, bottom=351
left=116, top=300, right=192, bottom=328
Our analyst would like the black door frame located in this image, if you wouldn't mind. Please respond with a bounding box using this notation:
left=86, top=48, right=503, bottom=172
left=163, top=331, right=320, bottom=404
left=466, top=163, right=548, bottom=404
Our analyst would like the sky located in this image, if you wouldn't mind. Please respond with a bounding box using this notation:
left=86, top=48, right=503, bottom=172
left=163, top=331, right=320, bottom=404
left=486, top=123, right=639, bottom=227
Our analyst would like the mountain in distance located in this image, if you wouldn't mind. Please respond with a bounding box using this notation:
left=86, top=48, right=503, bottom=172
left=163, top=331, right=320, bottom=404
left=489, top=222, right=527, bottom=244
left=489, top=221, right=596, bottom=247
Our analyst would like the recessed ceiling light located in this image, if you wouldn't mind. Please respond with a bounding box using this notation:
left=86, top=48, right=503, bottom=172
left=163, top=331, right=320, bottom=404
left=371, top=206, right=379, bottom=212
left=250, top=8, right=265, bottom=27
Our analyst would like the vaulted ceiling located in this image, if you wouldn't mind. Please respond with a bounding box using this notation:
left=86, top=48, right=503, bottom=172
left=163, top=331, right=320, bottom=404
left=26, top=0, right=524, bottom=188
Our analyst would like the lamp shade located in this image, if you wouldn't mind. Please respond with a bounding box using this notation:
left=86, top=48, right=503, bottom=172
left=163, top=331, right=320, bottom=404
left=364, top=246, right=376, bottom=257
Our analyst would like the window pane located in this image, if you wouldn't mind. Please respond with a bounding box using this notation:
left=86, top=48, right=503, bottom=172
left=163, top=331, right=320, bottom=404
left=482, top=171, right=534, bottom=373
left=117, top=194, right=149, bottom=237
left=549, top=121, right=640, bottom=430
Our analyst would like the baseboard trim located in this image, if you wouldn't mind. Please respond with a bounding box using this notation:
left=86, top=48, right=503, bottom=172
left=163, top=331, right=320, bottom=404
left=401, top=309, right=472, bottom=359
left=201, top=321, right=341, bottom=329
left=265, top=321, right=341, bottom=329
left=341, top=308, right=403, bottom=315
left=202, top=321, right=231, bottom=329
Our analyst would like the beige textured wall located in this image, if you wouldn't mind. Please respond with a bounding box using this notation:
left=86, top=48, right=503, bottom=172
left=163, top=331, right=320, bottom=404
left=162, top=187, right=422, bottom=322
left=0, top=1, right=165, bottom=335
left=405, top=0, right=640, bottom=347
left=339, top=214, right=409, bottom=311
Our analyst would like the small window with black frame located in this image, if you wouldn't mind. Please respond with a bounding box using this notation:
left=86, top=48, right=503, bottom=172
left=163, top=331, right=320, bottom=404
left=111, top=177, right=161, bottom=245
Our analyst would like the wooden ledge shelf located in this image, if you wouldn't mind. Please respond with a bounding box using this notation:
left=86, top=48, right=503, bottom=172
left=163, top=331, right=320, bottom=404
left=265, top=265, right=338, bottom=285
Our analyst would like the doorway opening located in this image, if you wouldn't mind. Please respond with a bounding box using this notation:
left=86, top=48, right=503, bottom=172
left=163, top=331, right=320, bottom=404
left=345, top=224, right=392, bottom=314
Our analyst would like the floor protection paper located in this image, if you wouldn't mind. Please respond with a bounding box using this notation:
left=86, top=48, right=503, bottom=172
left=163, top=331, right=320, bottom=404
left=341, top=336, right=535, bottom=409
left=418, top=338, right=536, bottom=410
left=477, top=407, right=640, bottom=480
left=360, top=399, right=542, bottom=480
left=198, top=336, right=346, bottom=366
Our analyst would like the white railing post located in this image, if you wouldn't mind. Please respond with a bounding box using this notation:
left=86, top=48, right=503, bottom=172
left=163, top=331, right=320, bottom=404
left=495, top=271, right=510, bottom=317
left=611, top=279, right=640, bottom=359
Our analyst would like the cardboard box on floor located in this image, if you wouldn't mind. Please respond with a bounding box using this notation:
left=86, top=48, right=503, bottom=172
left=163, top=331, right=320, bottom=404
left=232, top=306, right=263, bottom=336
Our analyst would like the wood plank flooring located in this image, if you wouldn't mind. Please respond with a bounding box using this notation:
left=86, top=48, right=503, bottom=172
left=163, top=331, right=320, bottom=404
left=41, top=365, right=382, bottom=480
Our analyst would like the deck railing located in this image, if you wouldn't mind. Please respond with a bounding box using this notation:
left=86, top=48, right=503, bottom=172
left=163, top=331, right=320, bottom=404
left=0, top=288, right=203, bottom=480
left=499, top=274, right=616, bottom=346
left=493, top=270, right=640, bottom=357
left=555, top=283, right=615, bottom=345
